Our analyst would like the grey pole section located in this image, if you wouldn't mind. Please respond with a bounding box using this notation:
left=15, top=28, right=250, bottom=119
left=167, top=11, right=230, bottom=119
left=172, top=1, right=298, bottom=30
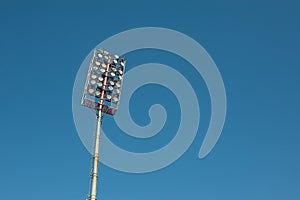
left=90, top=112, right=102, bottom=200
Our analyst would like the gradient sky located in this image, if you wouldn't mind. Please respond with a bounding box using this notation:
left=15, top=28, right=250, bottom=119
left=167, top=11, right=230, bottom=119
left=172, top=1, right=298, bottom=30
left=0, top=0, right=299, bottom=200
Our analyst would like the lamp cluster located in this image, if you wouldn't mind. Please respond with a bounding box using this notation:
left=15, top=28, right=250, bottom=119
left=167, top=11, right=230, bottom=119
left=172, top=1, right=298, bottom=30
left=81, top=49, right=126, bottom=115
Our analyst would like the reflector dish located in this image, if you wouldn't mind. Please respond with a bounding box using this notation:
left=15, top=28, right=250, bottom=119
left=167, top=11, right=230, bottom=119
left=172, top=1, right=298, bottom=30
left=108, top=86, right=114, bottom=91
left=95, top=91, right=100, bottom=96
left=115, top=82, right=121, bottom=88
left=90, top=80, right=97, bottom=85
left=113, top=97, right=119, bottom=102
left=88, top=89, right=94, bottom=94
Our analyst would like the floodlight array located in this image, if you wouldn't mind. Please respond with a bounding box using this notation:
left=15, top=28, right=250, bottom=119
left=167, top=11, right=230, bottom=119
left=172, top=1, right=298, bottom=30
left=81, top=49, right=126, bottom=115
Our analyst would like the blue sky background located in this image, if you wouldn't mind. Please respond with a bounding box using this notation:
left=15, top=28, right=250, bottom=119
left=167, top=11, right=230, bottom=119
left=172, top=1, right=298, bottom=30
left=0, top=0, right=299, bottom=199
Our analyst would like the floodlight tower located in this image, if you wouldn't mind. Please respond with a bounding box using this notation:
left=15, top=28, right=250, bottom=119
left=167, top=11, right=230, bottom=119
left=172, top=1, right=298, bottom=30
left=81, top=49, right=126, bottom=200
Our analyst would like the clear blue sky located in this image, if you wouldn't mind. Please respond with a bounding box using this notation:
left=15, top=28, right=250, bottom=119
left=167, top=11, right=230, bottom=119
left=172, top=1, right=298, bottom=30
left=0, top=0, right=299, bottom=200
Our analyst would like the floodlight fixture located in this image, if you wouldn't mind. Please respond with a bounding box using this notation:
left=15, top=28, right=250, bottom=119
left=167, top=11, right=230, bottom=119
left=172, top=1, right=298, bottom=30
left=81, top=48, right=126, bottom=200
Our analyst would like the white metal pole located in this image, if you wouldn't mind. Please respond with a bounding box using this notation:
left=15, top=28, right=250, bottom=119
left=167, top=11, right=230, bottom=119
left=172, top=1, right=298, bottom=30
left=90, top=112, right=102, bottom=200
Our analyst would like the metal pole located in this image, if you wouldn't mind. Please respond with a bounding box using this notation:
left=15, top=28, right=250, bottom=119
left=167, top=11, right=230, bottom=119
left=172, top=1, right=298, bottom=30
left=90, top=113, right=102, bottom=200
left=89, top=61, right=110, bottom=200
